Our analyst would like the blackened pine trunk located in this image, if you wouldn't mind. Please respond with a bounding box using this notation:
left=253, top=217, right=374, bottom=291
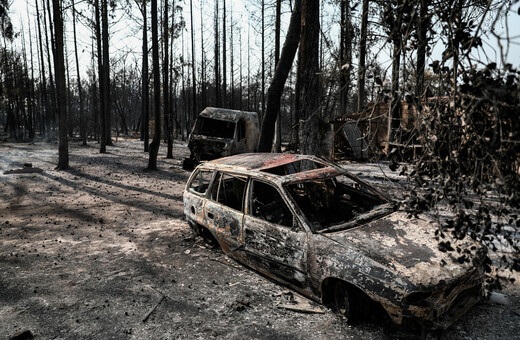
left=147, top=0, right=161, bottom=170
left=261, top=0, right=265, bottom=120
left=389, top=38, right=401, bottom=146
left=72, top=0, right=86, bottom=145
left=298, top=0, right=323, bottom=157
left=415, top=0, right=428, bottom=99
left=357, top=0, right=368, bottom=111
left=214, top=0, right=220, bottom=106
left=257, top=0, right=302, bottom=152
left=272, top=0, right=282, bottom=152
left=27, top=10, right=36, bottom=140
left=339, top=0, right=352, bottom=116
left=190, top=0, right=197, bottom=122
left=199, top=0, right=206, bottom=109
left=222, top=0, right=226, bottom=107
left=164, top=0, right=173, bottom=158
left=102, top=0, right=112, bottom=146
left=43, top=0, right=57, bottom=138
left=95, top=0, right=106, bottom=153
left=141, top=0, right=149, bottom=151
left=52, top=0, right=69, bottom=169
left=35, top=0, right=48, bottom=138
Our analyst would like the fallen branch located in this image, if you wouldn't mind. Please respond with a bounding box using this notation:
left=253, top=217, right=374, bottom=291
left=142, top=295, right=165, bottom=323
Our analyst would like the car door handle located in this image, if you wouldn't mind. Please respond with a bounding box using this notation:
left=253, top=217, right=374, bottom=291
left=207, top=212, right=214, bottom=219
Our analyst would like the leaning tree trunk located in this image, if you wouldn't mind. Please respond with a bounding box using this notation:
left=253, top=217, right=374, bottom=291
left=257, top=0, right=302, bottom=152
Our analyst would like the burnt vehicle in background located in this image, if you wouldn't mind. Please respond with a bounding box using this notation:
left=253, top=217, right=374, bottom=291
left=183, top=153, right=486, bottom=329
left=182, top=107, right=260, bottom=170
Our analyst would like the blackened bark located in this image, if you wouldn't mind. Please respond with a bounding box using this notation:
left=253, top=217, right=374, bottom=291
left=164, top=0, right=173, bottom=158
left=298, top=0, right=322, bottom=156
left=72, top=0, right=86, bottom=146
left=357, top=0, right=368, bottom=111
left=95, top=0, right=106, bottom=153
left=141, top=0, right=149, bottom=151
left=272, top=0, right=282, bottom=152
left=147, top=0, right=161, bottom=170
left=52, top=0, right=69, bottom=169
left=102, top=0, right=112, bottom=146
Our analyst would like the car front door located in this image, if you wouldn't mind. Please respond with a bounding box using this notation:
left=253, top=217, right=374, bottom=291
left=243, top=179, right=308, bottom=287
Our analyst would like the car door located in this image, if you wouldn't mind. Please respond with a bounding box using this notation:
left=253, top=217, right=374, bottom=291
left=204, top=172, right=247, bottom=255
left=243, top=179, right=308, bottom=287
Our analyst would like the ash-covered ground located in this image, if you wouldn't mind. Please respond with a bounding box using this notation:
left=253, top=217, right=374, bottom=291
left=1, top=139, right=518, bottom=339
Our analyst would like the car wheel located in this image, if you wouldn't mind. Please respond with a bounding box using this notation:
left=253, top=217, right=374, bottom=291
left=334, top=281, right=353, bottom=320
left=182, top=158, right=195, bottom=171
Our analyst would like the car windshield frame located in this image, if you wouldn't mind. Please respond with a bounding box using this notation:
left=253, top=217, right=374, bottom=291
left=284, top=170, right=394, bottom=234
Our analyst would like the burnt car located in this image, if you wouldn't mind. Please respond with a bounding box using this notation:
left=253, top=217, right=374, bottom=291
left=183, top=153, right=485, bottom=329
left=183, top=107, right=260, bottom=169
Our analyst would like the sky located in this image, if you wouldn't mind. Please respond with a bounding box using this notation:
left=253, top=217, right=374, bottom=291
left=6, top=0, right=520, bottom=85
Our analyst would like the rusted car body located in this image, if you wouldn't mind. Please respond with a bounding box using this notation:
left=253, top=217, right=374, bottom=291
left=183, top=107, right=259, bottom=169
left=183, top=153, right=485, bottom=329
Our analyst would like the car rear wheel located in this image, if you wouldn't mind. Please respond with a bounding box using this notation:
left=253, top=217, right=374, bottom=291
left=334, top=281, right=354, bottom=320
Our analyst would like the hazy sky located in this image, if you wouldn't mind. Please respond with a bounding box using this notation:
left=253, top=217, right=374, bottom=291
left=7, top=1, right=520, bottom=83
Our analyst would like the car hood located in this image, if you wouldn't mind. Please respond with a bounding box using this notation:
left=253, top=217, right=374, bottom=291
left=324, top=211, right=482, bottom=287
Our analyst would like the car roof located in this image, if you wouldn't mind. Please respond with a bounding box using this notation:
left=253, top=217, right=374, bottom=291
left=198, top=153, right=344, bottom=183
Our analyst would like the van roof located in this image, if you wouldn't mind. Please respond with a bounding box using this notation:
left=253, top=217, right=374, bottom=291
left=199, top=107, right=258, bottom=122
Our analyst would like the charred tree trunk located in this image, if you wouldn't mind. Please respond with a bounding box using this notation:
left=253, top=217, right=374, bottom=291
left=43, top=0, right=57, bottom=138
left=141, top=0, right=149, bottom=151
left=35, top=0, right=48, bottom=137
left=258, top=0, right=302, bottom=153
left=214, top=0, right=220, bottom=106
left=147, top=0, right=161, bottom=170
left=222, top=0, right=227, bottom=107
left=357, top=0, right=369, bottom=111
left=261, top=0, right=265, bottom=120
left=52, top=0, right=69, bottom=169
left=190, top=0, right=197, bottom=120
left=272, top=0, right=282, bottom=152
left=102, top=0, right=112, bottom=146
left=95, top=0, right=106, bottom=153
left=72, top=0, right=86, bottom=145
left=415, top=0, right=428, bottom=100
left=339, top=0, right=352, bottom=116
left=164, top=0, right=173, bottom=158
left=298, top=0, right=324, bottom=157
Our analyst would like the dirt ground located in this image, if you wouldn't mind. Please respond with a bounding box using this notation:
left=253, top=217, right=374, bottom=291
left=1, top=139, right=519, bottom=340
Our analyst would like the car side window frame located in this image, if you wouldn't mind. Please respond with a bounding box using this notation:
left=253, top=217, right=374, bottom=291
left=210, top=171, right=248, bottom=212
left=187, top=168, right=215, bottom=196
left=246, top=178, right=301, bottom=231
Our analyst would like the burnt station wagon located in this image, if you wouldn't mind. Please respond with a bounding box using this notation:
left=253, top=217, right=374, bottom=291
left=183, top=153, right=485, bottom=329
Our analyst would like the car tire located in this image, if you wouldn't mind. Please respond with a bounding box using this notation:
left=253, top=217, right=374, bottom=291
left=334, top=281, right=354, bottom=321
left=182, top=158, right=194, bottom=171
